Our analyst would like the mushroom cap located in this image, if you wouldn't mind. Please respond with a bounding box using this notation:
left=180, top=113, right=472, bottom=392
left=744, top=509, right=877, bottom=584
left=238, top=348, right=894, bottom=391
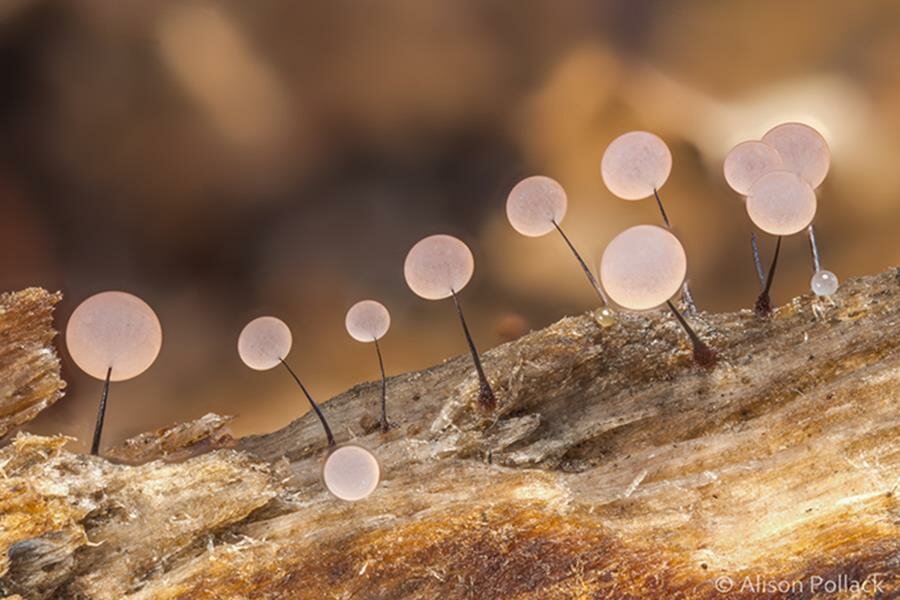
left=322, top=444, right=381, bottom=502
left=746, top=170, right=817, bottom=236
left=600, top=225, right=687, bottom=311
left=238, top=316, right=292, bottom=370
left=66, top=291, right=162, bottom=382
left=345, top=300, right=391, bottom=342
left=601, top=131, right=672, bottom=200
left=506, top=175, right=568, bottom=237
left=403, top=234, right=474, bottom=300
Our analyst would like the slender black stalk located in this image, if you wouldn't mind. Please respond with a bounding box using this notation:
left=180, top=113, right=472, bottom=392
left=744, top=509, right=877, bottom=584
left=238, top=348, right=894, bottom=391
left=754, top=236, right=782, bottom=317
left=807, top=225, right=822, bottom=273
left=666, top=301, right=716, bottom=367
left=653, top=188, right=697, bottom=314
left=373, top=337, right=389, bottom=432
left=552, top=220, right=608, bottom=305
left=279, top=358, right=335, bottom=447
left=652, top=187, right=672, bottom=228
left=750, top=231, right=766, bottom=288
left=90, top=367, right=112, bottom=455
left=450, top=289, right=496, bottom=409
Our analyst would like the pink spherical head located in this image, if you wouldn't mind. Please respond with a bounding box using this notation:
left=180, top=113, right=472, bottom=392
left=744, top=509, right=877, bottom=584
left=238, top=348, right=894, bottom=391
left=746, top=171, right=817, bottom=236
left=761, top=122, right=830, bottom=188
left=322, top=444, right=381, bottom=501
left=600, top=225, right=687, bottom=311
left=403, top=234, right=475, bottom=300
left=65, top=291, right=162, bottom=382
left=345, top=300, right=391, bottom=342
left=506, top=175, right=568, bottom=237
left=723, top=141, right=783, bottom=195
left=238, top=316, right=292, bottom=370
left=601, top=131, right=672, bottom=200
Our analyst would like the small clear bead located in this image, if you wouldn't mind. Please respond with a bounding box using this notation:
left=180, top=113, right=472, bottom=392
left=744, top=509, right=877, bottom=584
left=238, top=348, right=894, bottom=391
left=811, top=270, right=839, bottom=297
left=595, top=306, right=616, bottom=327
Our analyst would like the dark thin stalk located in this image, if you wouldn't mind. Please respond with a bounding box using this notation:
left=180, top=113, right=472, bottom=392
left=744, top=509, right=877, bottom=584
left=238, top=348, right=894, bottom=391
left=750, top=231, right=766, bottom=288
left=666, top=301, right=717, bottom=367
left=90, top=366, right=112, bottom=456
left=807, top=225, right=822, bottom=273
left=654, top=188, right=697, bottom=314
left=450, top=289, right=496, bottom=409
left=652, top=188, right=672, bottom=228
left=279, top=358, right=335, bottom=447
left=552, top=220, right=608, bottom=305
left=754, top=236, right=782, bottom=317
left=373, top=337, right=389, bottom=432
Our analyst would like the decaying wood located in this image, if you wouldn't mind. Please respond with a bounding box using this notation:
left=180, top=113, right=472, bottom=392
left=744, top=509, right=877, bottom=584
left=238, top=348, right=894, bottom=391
left=1, top=269, right=898, bottom=599
left=0, top=288, right=64, bottom=440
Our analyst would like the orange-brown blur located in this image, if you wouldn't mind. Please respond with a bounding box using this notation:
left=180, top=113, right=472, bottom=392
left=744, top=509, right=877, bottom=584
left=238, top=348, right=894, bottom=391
left=1, top=1, right=898, bottom=450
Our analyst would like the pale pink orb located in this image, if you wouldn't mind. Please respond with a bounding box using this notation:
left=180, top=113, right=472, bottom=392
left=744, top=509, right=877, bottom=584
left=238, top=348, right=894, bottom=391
left=723, top=140, right=783, bottom=195
left=601, top=131, right=672, bottom=200
left=66, top=291, right=162, bottom=382
left=599, top=225, right=687, bottom=311
left=403, top=234, right=474, bottom=300
left=761, top=122, right=830, bottom=188
left=345, top=300, right=391, bottom=342
left=746, top=171, right=817, bottom=236
left=238, top=316, right=292, bottom=370
left=322, top=444, right=380, bottom=501
left=506, top=175, right=568, bottom=237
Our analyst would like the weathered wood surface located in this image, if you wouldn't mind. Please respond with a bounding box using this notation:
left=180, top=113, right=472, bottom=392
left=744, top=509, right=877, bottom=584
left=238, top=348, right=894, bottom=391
left=0, top=288, right=64, bottom=441
left=1, top=269, right=898, bottom=599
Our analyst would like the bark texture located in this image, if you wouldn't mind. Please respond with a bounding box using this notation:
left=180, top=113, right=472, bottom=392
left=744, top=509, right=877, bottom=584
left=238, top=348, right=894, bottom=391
left=1, top=270, right=898, bottom=599
left=0, top=288, right=64, bottom=440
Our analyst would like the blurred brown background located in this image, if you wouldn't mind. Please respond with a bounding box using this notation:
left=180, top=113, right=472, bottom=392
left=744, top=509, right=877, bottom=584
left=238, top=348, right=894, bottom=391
left=2, top=0, right=898, bottom=450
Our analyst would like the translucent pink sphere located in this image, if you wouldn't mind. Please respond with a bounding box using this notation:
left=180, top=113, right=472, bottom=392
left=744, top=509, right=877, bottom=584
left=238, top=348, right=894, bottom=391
left=599, top=225, right=687, bottom=311
left=66, top=291, right=162, bottom=382
left=345, top=300, right=391, bottom=342
left=723, top=141, right=783, bottom=195
left=238, top=316, right=292, bottom=370
left=506, top=175, right=568, bottom=237
left=746, top=171, right=817, bottom=236
left=403, top=234, right=474, bottom=300
left=601, top=131, right=672, bottom=200
left=322, top=444, right=380, bottom=501
left=761, top=122, right=830, bottom=188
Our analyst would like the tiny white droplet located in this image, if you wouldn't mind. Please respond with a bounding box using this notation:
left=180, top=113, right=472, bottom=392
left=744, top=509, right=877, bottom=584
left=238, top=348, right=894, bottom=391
left=811, top=270, right=839, bottom=297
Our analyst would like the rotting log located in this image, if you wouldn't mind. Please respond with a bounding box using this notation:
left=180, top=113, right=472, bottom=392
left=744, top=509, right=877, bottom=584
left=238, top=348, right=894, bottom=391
left=0, top=288, right=64, bottom=441
left=1, top=269, right=898, bottom=599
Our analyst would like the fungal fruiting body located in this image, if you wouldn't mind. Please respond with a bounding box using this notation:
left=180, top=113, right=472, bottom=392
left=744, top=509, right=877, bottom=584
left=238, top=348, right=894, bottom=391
left=745, top=170, right=817, bottom=315
left=601, top=131, right=696, bottom=312
left=761, top=122, right=830, bottom=189
left=322, top=444, right=381, bottom=501
left=65, top=291, right=162, bottom=455
left=239, top=316, right=382, bottom=501
left=601, top=131, right=672, bottom=201
left=506, top=175, right=614, bottom=325
left=238, top=316, right=335, bottom=447
left=727, top=122, right=838, bottom=299
left=600, top=225, right=715, bottom=367
left=404, top=234, right=496, bottom=408
left=345, top=300, right=391, bottom=431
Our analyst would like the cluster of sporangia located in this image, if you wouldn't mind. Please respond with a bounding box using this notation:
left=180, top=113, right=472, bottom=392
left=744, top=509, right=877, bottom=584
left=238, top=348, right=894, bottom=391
left=63, top=122, right=835, bottom=502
